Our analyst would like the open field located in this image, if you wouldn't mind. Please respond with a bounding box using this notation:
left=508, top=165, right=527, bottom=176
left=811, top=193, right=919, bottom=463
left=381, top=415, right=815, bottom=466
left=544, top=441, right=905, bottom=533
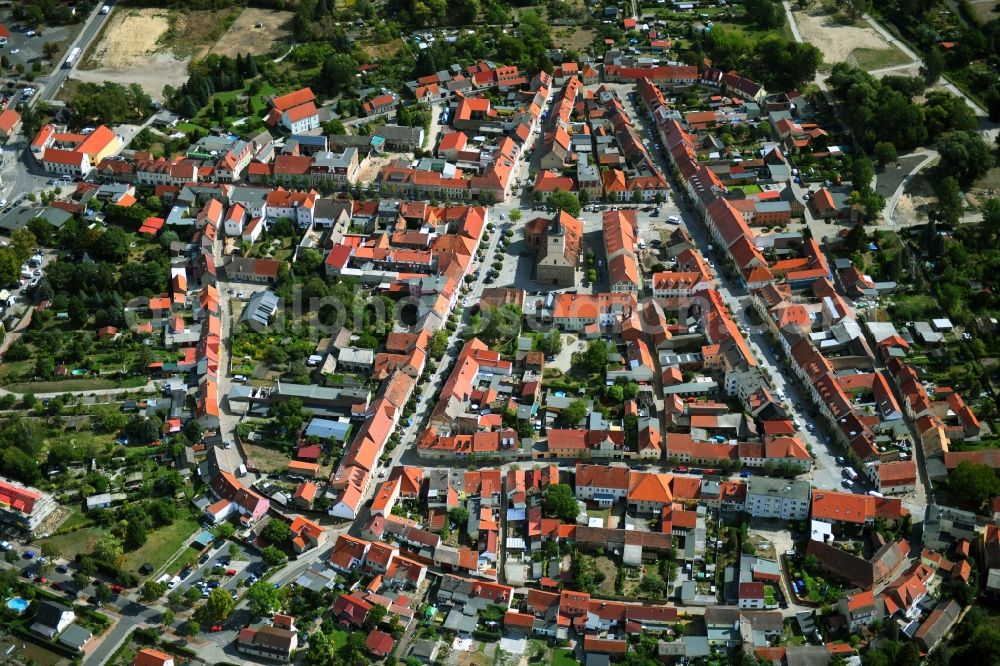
left=122, top=515, right=201, bottom=574
left=205, top=8, right=294, bottom=58
left=552, top=26, right=596, bottom=51
left=72, top=51, right=188, bottom=101
left=242, top=441, right=293, bottom=473
left=3, top=376, right=148, bottom=393
left=848, top=45, right=912, bottom=71
left=39, top=526, right=105, bottom=562
left=552, top=649, right=577, bottom=666
left=363, top=37, right=406, bottom=61
left=595, top=555, right=617, bottom=595
left=73, top=7, right=289, bottom=101
left=84, top=9, right=173, bottom=68
left=793, top=6, right=912, bottom=66
left=968, top=0, right=1000, bottom=23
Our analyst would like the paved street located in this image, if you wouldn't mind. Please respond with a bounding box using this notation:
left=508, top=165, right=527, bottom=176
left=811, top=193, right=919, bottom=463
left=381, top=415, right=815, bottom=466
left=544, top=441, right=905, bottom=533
left=37, top=4, right=112, bottom=104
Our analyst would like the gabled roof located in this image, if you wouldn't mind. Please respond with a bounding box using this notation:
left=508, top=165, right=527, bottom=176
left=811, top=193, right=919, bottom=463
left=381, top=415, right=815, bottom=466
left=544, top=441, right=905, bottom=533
left=272, top=87, right=316, bottom=111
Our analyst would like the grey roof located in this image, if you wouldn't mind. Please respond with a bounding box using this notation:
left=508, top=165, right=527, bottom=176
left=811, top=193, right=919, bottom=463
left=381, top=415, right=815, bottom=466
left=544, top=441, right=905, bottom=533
left=337, top=346, right=374, bottom=366
left=276, top=382, right=369, bottom=403
left=304, top=417, right=352, bottom=441
left=443, top=606, right=479, bottom=633
left=747, top=476, right=810, bottom=500
left=585, top=654, right=610, bottom=666
left=240, top=290, right=279, bottom=329
left=374, top=124, right=424, bottom=145
left=314, top=147, right=358, bottom=170
left=0, top=205, right=72, bottom=232
left=757, top=201, right=790, bottom=213
left=295, top=566, right=336, bottom=592
left=290, top=134, right=328, bottom=147
left=923, top=504, right=978, bottom=552
left=58, top=623, right=92, bottom=650
left=682, top=636, right=710, bottom=657
left=915, top=599, right=960, bottom=651
left=229, top=186, right=270, bottom=208
left=329, top=134, right=374, bottom=149
left=410, top=639, right=440, bottom=660
left=785, top=645, right=832, bottom=666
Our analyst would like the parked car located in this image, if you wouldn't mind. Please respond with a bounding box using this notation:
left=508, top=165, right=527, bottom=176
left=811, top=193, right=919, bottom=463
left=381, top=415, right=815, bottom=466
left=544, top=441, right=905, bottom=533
left=225, top=569, right=236, bottom=576
left=23, top=550, right=35, bottom=559
left=210, top=625, right=223, bottom=632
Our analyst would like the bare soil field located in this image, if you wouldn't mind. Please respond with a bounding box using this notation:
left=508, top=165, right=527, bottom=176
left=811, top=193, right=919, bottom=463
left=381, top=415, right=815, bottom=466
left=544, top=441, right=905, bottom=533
left=84, top=8, right=172, bottom=68
left=793, top=7, right=911, bottom=66
left=71, top=51, right=188, bottom=101
left=74, top=8, right=186, bottom=100
left=356, top=153, right=401, bottom=184
left=895, top=173, right=937, bottom=224
left=205, top=8, right=294, bottom=58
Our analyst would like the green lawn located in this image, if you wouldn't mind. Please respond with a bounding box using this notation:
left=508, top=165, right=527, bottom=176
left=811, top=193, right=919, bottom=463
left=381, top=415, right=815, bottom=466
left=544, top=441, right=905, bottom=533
left=4, top=375, right=149, bottom=393
left=122, top=515, right=201, bottom=575
left=160, top=546, right=201, bottom=578
left=552, top=648, right=578, bottom=666
left=191, top=80, right=277, bottom=129
left=176, top=122, right=208, bottom=135
left=0, top=359, right=32, bottom=381
left=731, top=184, right=763, bottom=194
left=38, top=526, right=107, bottom=562
left=56, top=507, right=93, bottom=534
left=330, top=628, right=350, bottom=651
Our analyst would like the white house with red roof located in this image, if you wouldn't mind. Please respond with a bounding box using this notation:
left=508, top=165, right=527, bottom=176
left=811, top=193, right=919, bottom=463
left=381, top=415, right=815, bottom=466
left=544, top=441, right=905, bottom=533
left=266, top=87, right=320, bottom=133
left=34, top=125, right=121, bottom=178
left=264, top=187, right=317, bottom=228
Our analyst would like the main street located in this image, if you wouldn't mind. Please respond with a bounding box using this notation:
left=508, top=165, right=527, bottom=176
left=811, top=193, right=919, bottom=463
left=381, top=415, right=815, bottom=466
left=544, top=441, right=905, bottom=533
left=36, top=3, right=112, bottom=104
left=607, top=82, right=931, bottom=510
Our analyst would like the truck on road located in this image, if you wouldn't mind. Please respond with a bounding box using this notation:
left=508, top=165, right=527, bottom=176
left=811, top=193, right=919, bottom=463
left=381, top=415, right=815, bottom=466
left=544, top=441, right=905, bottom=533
left=64, top=47, right=81, bottom=68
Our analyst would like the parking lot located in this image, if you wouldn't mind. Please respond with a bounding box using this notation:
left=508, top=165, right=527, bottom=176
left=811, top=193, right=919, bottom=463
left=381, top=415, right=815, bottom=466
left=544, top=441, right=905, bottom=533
left=167, top=539, right=264, bottom=603
left=0, top=11, right=77, bottom=73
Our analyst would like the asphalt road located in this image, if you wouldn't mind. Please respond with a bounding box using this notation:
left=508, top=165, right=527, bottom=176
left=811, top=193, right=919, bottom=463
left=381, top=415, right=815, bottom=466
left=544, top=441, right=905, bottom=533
left=37, top=4, right=110, bottom=104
